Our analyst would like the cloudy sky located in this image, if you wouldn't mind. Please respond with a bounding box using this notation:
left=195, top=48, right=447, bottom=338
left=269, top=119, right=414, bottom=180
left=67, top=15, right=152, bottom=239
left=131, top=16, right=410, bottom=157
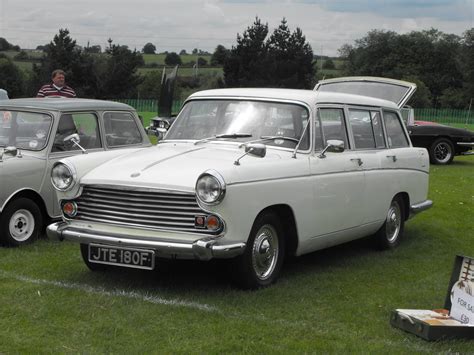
left=1, top=0, right=473, bottom=56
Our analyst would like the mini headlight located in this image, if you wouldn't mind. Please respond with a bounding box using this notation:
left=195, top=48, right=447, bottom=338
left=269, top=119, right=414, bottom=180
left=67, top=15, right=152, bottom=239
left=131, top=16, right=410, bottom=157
left=195, top=170, right=226, bottom=205
left=51, top=162, right=76, bottom=191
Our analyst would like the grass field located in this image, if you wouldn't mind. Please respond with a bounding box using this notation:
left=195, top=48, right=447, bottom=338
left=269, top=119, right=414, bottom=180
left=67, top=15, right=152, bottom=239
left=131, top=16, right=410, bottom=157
left=0, top=153, right=473, bottom=351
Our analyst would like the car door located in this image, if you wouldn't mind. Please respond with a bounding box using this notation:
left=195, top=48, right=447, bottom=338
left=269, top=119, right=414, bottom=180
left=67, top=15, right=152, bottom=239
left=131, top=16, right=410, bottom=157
left=307, top=106, right=365, bottom=249
left=0, top=110, right=50, bottom=212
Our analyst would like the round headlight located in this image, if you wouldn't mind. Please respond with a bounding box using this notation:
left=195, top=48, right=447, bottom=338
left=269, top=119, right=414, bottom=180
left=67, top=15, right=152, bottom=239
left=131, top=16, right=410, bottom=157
left=195, top=170, right=226, bottom=205
left=51, top=162, right=76, bottom=191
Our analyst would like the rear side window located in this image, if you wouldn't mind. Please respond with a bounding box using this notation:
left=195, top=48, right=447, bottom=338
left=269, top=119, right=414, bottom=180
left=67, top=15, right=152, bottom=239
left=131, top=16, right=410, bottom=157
left=383, top=111, right=409, bottom=148
left=318, top=108, right=348, bottom=148
left=104, top=112, right=143, bottom=147
left=348, top=109, right=385, bottom=149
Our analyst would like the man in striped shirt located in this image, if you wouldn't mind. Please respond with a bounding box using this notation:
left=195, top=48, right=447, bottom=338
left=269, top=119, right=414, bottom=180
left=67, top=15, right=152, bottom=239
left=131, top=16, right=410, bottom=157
left=37, top=69, right=76, bottom=98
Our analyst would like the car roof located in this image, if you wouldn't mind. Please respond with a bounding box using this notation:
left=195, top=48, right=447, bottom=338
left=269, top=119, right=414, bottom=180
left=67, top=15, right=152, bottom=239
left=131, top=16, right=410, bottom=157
left=188, top=88, right=399, bottom=110
left=0, top=98, right=134, bottom=112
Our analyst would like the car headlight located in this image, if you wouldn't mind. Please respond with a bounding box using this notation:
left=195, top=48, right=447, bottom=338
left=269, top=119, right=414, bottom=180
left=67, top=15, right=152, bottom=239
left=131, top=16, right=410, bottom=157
left=195, top=170, right=226, bottom=205
left=51, top=162, right=77, bottom=191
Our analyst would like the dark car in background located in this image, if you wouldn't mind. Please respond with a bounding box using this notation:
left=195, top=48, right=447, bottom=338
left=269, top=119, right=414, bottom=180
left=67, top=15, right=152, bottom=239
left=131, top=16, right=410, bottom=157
left=402, top=108, right=474, bottom=164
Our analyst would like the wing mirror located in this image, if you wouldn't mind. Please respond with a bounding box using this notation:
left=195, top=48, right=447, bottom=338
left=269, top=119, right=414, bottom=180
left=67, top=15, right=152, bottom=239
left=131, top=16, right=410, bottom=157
left=0, top=146, right=22, bottom=162
left=234, top=143, right=267, bottom=165
left=318, top=139, right=345, bottom=158
left=64, top=133, right=87, bottom=154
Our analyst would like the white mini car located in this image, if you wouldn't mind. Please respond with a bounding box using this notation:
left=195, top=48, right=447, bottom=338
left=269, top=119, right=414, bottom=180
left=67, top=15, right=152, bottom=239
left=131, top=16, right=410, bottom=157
left=47, top=79, right=432, bottom=288
left=0, top=98, right=150, bottom=246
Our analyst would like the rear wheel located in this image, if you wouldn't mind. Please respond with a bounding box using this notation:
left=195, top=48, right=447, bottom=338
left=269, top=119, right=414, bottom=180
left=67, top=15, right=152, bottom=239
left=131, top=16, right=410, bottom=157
left=233, top=212, right=285, bottom=289
left=0, top=198, right=42, bottom=246
left=429, top=138, right=454, bottom=165
left=374, top=196, right=405, bottom=250
left=80, top=244, right=108, bottom=271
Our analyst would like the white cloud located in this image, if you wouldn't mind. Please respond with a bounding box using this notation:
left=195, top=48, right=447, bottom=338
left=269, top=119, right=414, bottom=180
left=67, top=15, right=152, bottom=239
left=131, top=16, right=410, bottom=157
left=1, top=0, right=472, bottom=55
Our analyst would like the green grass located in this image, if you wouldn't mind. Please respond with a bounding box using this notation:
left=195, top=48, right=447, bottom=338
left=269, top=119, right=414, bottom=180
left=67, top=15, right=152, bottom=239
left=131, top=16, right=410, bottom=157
left=1, top=158, right=473, bottom=352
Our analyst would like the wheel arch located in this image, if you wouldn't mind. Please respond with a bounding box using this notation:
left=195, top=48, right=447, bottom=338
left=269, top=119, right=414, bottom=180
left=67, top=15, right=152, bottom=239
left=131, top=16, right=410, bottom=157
left=394, top=192, right=409, bottom=221
left=1, top=189, right=51, bottom=224
left=255, top=204, right=299, bottom=257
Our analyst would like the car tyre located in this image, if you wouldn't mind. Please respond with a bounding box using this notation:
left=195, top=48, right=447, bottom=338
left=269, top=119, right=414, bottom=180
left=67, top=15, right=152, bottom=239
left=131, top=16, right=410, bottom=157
left=80, top=244, right=108, bottom=271
left=373, top=196, right=405, bottom=250
left=233, top=212, right=285, bottom=289
left=429, top=138, right=455, bottom=165
left=0, top=198, right=42, bottom=247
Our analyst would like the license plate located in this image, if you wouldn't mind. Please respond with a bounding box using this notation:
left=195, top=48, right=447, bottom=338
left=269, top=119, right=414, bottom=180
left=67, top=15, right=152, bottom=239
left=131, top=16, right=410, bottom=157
left=88, top=244, right=155, bottom=270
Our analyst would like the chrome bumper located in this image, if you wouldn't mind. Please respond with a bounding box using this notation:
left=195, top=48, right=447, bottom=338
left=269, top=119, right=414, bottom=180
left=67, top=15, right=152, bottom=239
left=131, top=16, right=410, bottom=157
left=409, top=199, right=433, bottom=219
left=47, top=222, right=246, bottom=261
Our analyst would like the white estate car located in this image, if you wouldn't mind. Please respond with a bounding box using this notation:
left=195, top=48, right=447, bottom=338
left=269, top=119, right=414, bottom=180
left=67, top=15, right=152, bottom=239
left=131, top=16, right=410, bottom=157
left=47, top=80, right=432, bottom=288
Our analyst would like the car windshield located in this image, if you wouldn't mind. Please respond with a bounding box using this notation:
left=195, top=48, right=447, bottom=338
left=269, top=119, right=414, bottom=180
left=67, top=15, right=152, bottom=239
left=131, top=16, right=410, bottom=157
left=0, top=110, right=53, bottom=151
left=165, top=100, right=310, bottom=149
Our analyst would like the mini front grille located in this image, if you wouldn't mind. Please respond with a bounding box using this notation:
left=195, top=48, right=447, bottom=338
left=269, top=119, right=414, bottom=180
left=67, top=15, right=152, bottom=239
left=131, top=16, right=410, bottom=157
left=69, top=185, right=221, bottom=235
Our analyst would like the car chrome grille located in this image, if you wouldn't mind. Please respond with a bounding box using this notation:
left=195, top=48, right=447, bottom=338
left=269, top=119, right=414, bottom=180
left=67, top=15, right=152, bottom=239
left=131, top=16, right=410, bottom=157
left=70, top=185, right=221, bottom=235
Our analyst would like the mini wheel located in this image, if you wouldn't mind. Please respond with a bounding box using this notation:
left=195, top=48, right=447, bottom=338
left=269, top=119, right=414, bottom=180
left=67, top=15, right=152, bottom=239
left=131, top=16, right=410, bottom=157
left=0, top=198, right=42, bottom=246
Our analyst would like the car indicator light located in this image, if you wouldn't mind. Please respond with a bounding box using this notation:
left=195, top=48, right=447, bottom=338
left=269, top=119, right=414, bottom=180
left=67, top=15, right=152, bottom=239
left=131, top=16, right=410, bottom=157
left=62, top=201, right=77, bottom=218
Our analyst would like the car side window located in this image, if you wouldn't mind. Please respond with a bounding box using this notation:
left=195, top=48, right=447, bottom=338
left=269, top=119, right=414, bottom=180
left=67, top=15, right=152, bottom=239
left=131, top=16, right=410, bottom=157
left=383, top=111, right=409, bottom=148
left=319, top=108, right=348, bottom=148
left=348, top=109, right=385, bottom=149
left=104, top=112, right=143, bottom=147
left=52, top=113, right=102, bottom=152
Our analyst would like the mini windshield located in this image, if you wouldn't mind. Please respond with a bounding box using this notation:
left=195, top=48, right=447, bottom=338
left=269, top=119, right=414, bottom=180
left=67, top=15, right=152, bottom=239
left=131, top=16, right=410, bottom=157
left=0, top=110, right=53, bottom=151
left=165, top=100, right=310, bottom=149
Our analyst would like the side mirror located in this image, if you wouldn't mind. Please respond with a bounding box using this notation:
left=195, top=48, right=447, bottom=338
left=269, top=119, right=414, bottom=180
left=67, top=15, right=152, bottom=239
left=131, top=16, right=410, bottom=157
left=63, top=133, right=87, bottom=154
left=235, top=143, right=267, bottom=165
left=318, top=139, right=345, bottom=158
left=63, top=133, right=80, bottom=144
left=245, top=143, right=266, bottom=158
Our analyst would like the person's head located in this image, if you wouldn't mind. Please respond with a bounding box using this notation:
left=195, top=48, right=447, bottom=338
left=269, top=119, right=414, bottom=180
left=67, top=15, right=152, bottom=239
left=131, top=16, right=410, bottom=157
left=51, top=69, right=66, bottom=87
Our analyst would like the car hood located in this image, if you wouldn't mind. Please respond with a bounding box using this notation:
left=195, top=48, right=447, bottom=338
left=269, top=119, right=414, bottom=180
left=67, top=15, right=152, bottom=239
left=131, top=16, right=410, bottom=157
left=80, top=142, right=292, bottom=192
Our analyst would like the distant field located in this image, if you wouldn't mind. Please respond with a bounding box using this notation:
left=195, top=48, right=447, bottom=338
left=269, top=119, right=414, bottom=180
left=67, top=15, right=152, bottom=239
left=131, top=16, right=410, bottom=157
left=138, top=67, right=223, bottom=77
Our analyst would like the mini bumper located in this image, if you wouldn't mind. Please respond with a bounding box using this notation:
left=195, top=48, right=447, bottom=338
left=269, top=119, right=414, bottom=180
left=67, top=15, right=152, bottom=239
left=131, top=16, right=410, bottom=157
left=47, top=222, right=246, bottom=261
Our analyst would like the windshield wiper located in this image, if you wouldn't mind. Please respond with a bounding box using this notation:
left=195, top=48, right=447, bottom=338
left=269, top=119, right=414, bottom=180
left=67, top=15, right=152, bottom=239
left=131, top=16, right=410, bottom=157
left=194, top=133, right=252, bottom=145
left=240, top=135, right=300, bottom=147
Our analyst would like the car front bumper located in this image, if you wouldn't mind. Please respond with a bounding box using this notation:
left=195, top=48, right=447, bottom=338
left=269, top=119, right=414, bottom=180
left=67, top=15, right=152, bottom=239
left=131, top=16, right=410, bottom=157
left=47, top=222, right=246, bottom=261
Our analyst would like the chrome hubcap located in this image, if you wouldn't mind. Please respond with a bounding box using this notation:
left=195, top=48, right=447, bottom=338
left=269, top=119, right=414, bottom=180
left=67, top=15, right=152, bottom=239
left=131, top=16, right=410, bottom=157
left=386, top=201, right=401, bottom=243
left=9, top=209, right=35, bottom=242
left=252, top=224, right=279, bottom=280
left=434, top=142, right=452, bottom=163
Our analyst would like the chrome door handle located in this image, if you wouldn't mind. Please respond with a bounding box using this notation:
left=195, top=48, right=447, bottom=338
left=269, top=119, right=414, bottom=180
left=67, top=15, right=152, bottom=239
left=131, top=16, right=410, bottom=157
left=386, top=155, right=397, bottom=162
left=350, top=158, right=363, bottom=166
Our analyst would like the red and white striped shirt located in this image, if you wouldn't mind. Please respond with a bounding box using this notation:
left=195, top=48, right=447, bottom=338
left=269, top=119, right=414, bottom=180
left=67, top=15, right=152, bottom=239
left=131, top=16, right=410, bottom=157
left=37, top=84, right=76, bottom=98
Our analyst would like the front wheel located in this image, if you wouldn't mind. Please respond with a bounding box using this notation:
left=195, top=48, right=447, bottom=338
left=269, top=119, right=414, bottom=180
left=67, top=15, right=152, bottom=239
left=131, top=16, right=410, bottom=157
left=429, top=138, right=454, bottom=165
left=373, top=196, right=405, bottom=250
left=233, top=212, right=285, bottom=289
left=0, top=198, right=42, bottom=247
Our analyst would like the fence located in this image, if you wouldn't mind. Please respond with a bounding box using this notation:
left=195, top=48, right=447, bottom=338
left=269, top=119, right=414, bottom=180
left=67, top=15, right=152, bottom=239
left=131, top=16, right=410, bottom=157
left=414, top=108, right=473, bottom=125
left=113, top=99, right=183, bottom=115
left=114, top=99, right=473, bottom=125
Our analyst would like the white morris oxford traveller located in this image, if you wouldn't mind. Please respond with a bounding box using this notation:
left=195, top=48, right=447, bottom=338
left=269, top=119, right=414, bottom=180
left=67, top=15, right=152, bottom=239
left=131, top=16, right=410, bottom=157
left=47, top=80, right=432, bottom=288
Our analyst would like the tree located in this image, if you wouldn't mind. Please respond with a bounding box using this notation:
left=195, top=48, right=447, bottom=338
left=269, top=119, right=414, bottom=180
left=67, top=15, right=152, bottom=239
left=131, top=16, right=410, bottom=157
left=210, top=45, right=228, bottom=66
left=179, top=49, right=187, bottom=55
left=0, top=38, right=20, bottom=51
left=224, top=17, right=315, bottom=88
left=164, top=52, right=182, bottom=65
left=0, top=54, right=24, bottom=97
left=142, top=42, right=156, bottom=54
left=197, top=57, right=208, bottom=66
left=322, top=58, right=336, bottom=70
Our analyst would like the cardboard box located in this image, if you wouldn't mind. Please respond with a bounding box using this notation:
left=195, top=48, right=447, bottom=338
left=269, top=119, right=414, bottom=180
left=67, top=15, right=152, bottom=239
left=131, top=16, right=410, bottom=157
left=390, top=255, right=474, bottom=341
